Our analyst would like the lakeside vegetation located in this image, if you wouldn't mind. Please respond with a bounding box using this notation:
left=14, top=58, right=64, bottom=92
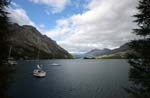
left=96, top=51, right=129, bottom=59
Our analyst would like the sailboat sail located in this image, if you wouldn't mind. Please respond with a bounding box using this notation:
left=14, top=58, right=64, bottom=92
left=37, top=64, right=42, bottom=69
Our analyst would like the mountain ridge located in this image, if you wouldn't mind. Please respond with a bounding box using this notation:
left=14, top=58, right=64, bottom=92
left=84, top=48, right=111, bottom=57
left=9, top=23, right=73, bottom=59
left=72, top=43, right=130, bottom=59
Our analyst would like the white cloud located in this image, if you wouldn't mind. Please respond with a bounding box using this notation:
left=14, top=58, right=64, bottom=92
left=45, top=0, right=139, bottom=53
left=11, top=2, right=20, bottom=8
left=8, top=2, right=35, bottom=26
left=8, top=8, right=35, bottom=26
left=29, top=0, right=70, bottom=13
left=39, top=24, right=45, bottom=28
left=44, top=19, right=73, bottom=40
left=8, top=3, right=43, bottom=31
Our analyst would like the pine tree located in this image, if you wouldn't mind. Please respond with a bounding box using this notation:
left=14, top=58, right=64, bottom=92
left=127, top=0, right=150, bottom=97
left=0, top=0, right=11, bottom=63
left=0, top=1, right=15, bottom=97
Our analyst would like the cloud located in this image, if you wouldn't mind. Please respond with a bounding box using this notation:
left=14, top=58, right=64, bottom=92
left=11, top=2, right=20, bottom=8
left=8, top=2, right=43, bottom=32
left=29, top=0, right=70, bottom=13
left=44, top=19, right=73, bottom=40
left=8, top=2, right=35, bottom=26
left=8, top=8, right=35, bottom=26
left=39, top=24, right=45, bottom=28
left=45, top=0, right=139, bottom=53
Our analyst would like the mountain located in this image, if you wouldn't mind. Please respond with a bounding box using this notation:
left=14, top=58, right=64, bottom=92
left=96, top=43, right=131, bottom=59
left=72, top=53, right=85, bottom=59
left=82, top=43, right=130, bottom=59
left=9, top=24, right=73, bottom=59
left=84, top=48, right=111, bottom=58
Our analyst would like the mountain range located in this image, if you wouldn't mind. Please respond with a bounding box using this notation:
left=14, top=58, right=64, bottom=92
left=73, top=43, right=131, bottom=59
left=9, top=24, right=72, bottom=59
left=84, top=48, right=111, bottom=57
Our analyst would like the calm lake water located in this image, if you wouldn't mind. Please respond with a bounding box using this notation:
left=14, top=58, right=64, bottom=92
left=7, top=59, right=130, bottom=98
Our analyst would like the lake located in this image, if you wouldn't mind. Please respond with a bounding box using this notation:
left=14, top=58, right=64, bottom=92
left=6, top=59, right=130, bottom=98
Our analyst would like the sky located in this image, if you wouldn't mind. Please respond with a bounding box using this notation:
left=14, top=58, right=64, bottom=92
left=8, top=0, right=139, bottom=53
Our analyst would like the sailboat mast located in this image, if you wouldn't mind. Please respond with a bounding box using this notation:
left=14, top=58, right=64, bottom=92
left=8, top=46, right=12, bottom=59
left=37, top=37, right=41, bottom=61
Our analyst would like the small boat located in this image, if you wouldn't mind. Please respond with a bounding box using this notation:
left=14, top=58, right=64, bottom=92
left=8, top=57, right=17, bottom=65
left=33, top=64, right=46, bottom=77
left=7, top=46, right=17, bottom=65
left=50, top=63, right=60, bottom=66
left=33, top=38, right=46, bottom=78
left=33, top=69, right=46, bottom=77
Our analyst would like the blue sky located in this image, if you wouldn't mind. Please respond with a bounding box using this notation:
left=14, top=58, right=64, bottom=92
left=11, top=0, right=88, bottom=30
left=9, top=0, right=138, bottom=53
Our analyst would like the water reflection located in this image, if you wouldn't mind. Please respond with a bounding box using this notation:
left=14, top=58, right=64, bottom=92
left=127, top=58, right=150, bottom=98
left=0, top=64, right=15, bottom=98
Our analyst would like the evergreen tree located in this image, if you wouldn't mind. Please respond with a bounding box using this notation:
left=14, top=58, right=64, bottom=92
left=0, top=1, right=15, bottom=97
left=0, top=0, right=11, bottom=63
left=127, top=0, right=150, bottom=97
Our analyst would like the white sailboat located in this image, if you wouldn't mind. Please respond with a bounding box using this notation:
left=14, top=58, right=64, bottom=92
left=7, top=46, right=17, bottom=65
left=50, top=63, right=60, bottom=66
left=33, top=38, right=46, bottom=77
left=33, top=64, right=46, bottom=77
left=50, top=53, right=60, bottom=66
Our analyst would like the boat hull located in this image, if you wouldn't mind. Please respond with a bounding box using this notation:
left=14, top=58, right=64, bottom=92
left=33, top=69, right=46, bottom=78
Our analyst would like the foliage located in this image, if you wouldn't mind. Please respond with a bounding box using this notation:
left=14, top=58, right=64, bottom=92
left=0, top=1, right=14, bottom=97
left=96, top=51, right=129, bottom=59
left=127, top=0, right=150, bottom=98
left=0, top=0, right=11, bottom=62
